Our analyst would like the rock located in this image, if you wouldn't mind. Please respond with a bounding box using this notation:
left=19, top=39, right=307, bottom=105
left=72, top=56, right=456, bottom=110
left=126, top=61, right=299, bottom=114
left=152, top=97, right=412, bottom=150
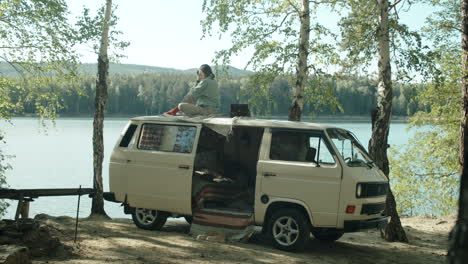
left=0, top=245, right=31, bottom=264
left=33, top=214, right=52, bottom=221
left=0, top=220, right=71, bottom=259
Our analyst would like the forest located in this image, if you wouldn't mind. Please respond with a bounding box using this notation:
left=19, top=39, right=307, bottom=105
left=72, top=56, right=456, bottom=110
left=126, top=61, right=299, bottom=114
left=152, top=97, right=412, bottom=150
left=9, top=66, right=422, bottom=117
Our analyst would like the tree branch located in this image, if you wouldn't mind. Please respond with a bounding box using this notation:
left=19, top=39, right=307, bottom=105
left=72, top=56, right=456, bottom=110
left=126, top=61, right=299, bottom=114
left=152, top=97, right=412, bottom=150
left=0, top=56, right=27, bottom=79
left=287, top=0, right=300, bottom=14
left=309, top=0, right=338, bottom=4
left=0, top=46, right=40, bottom=49
left=415, top=172, right=458, bottom=178
left=261, top=12, right=294, bottom=38
left=389, top=0, right=402, bottom=9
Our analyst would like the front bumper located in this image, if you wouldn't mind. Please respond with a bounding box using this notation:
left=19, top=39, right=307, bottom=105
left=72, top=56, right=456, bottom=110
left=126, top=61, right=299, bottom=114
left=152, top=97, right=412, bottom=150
left=344, top=216, right=388, bottom=232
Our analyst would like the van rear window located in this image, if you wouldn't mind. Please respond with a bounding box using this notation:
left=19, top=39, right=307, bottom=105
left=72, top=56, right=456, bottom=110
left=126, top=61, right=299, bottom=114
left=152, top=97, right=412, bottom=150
left=138, top=124, right=197, bottom=153
left=119, top=124, right=138, bottom=147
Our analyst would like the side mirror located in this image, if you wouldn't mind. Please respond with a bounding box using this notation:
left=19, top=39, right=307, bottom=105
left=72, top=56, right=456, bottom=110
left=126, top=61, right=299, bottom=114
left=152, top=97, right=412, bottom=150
left=305, top=147, right=320, bottom=167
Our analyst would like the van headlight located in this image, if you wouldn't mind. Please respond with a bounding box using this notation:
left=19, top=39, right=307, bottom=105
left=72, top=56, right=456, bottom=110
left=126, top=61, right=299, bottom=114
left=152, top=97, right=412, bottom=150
left=356, top=184, right=362, bottom=198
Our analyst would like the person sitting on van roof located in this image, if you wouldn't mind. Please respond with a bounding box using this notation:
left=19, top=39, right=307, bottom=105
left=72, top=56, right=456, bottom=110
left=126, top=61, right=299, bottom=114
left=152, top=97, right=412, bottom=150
left=164, top=64, right=219, bottom=116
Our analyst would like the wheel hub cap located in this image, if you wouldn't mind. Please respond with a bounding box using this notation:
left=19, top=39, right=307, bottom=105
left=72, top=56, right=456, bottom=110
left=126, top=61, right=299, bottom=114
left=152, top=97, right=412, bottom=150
left=135, top=208, right=157, bottom=225
left=273, top=216, right=299, bottom=246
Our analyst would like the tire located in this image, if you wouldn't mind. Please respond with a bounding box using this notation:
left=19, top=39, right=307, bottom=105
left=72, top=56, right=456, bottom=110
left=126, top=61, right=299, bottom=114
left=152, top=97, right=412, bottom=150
left=267, top=208, right=311, bottom=252
left=311, top=228, right=344, bottom=242
left=131, top=208, right=168, bottom=230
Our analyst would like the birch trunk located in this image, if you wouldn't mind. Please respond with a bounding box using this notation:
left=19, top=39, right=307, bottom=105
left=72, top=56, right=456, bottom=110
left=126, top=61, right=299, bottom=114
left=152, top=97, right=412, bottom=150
left=368, top=0, right=407, bottom=242
left=447, top=0, right=468, bottom=262
left=288, top=0, right=309, bottom=121
left=91, top=0, right=112, bottom=217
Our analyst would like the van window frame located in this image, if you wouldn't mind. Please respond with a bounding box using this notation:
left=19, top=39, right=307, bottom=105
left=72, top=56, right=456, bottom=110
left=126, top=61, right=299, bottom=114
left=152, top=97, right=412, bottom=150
left=136, top=122, right=198, bottom=154
left=119, top=123, right=138, bottom=148
left=269, top=128, right=337, bottom=165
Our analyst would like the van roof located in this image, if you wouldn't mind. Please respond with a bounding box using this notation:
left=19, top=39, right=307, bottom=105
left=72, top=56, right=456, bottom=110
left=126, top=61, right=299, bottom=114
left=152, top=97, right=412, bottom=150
left=130, top=115, right=339, bottom=131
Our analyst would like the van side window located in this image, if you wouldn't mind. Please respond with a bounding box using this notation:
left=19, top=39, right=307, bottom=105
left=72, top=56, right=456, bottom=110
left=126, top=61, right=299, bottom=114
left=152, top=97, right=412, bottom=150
left=309, top=136, right=335, bottom=164
left=270, top=130, right=335, bottom=164
left=119, top=124, right=138, bottom=147
left=138, top=124, right=197, bottom=153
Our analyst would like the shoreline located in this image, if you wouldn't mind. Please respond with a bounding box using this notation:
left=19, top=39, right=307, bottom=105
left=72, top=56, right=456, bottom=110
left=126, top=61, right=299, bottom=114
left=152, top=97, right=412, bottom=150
left=8, top=114, right=410, bottom=123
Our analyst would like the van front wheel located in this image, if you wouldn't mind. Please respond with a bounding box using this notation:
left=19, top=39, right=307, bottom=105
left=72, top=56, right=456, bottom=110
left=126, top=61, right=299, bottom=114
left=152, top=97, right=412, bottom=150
left=131, top=208, right=167, bottom=230
left=268, top=209, right=310, bottom=252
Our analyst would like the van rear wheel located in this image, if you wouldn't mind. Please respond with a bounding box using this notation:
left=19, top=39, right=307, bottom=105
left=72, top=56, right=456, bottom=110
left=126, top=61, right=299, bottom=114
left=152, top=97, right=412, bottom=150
left=131, top=208, right=167, bottom=230
left=268, top=209, right=310, bottom=252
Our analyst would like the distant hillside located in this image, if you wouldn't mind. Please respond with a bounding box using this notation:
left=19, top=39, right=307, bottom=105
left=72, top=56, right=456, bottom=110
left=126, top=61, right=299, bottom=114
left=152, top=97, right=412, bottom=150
left=81, top=63, right=181, bottom=75
left=0, top=62, right=252, bottom=77
left=182, top=65, right=253, bottom=77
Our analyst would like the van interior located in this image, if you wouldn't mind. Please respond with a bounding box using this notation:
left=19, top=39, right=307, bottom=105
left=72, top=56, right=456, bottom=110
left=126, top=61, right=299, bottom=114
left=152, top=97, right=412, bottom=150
left=191, top=125, right=264, bottom=224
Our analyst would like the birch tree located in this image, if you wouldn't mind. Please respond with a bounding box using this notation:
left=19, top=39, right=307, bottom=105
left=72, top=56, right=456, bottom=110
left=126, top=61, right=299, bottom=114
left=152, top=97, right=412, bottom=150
left=202, top=0, right=340, bottom=121
left=369, top=0, right=408, bottom=243
left=91, top=0, right=112, bottom=217
left=338, top=0, right=430, bottom=242
left=448, top=0, right=468, bottom=261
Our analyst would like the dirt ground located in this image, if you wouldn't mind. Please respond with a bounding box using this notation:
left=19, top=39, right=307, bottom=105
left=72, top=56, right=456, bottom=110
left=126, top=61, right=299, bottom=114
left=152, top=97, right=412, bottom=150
left=30, top=215, right=455, bottom=264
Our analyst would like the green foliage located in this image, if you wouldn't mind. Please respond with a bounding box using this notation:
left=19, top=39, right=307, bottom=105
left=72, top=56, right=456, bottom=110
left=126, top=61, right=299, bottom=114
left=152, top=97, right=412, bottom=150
left=0, top=131, right=10, bottom=217
left=391, top=51, right=460, bottom=216
left=75, top=4, right=129, bottom=60
left=390, top=0, right=461, bottom=216
left=337, top=0, right=378, bottom=70
left=338, top=0, right=432, bottom=81
left=0, top=0, right=82, bottom=120
left=201, top=0, right=341, bottom=115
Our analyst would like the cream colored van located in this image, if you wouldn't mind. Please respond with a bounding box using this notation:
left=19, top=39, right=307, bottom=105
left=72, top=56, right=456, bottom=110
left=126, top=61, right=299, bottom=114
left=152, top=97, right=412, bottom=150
left=107, top=116, right=389, bottom=251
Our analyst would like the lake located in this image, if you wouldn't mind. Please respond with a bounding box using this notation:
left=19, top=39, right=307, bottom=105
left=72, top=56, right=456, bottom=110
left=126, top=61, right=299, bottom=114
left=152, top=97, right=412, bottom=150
left=1, top=117, right=413, bottom=219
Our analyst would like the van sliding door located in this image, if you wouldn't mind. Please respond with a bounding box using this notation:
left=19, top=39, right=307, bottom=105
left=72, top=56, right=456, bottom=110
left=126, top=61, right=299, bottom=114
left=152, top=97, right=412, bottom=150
left=127, top=123, right=201, bottom=215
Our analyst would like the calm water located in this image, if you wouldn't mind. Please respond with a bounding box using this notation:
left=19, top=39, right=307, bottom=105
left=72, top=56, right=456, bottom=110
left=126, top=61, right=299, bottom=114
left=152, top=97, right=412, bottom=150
left=1, top=117, right=412, bottom=219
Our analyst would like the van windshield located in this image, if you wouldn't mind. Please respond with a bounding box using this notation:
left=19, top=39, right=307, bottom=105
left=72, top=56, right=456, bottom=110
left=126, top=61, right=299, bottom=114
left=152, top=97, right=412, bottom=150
left=327, top=128, right=373, bottom=167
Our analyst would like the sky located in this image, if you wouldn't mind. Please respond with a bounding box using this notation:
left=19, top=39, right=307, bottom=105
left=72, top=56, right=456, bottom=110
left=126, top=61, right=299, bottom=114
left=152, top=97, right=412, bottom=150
left=66, top=0, right=436, bottom=71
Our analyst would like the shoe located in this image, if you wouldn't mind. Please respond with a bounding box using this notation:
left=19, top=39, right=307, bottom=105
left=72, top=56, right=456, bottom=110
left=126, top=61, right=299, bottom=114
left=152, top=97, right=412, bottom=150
left=164, top=107, right=179, bottom=116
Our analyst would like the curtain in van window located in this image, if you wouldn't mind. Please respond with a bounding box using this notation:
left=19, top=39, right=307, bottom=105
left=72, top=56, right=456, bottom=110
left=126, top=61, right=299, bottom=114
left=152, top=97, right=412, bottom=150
left=139, top=124, right=164, bottom=150
left=173, top=126, right=196, bottom=153
left=138, top=124, right=196, bottom=153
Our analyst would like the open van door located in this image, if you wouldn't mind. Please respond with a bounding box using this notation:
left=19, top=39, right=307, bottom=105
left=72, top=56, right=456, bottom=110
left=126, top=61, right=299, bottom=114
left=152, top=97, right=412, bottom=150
left=113, top=122, right=201, bottom=215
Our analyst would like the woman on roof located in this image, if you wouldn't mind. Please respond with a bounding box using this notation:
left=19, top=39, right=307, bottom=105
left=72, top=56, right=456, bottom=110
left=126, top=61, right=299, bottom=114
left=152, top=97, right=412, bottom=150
left=164, top=64, right=219, bottom=116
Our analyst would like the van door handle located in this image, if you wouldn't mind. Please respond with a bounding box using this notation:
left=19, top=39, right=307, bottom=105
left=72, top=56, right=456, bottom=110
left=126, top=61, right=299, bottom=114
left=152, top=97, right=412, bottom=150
left=178, top=165, right=190, bottom=170
left=263, top=172, right=276, bottom=177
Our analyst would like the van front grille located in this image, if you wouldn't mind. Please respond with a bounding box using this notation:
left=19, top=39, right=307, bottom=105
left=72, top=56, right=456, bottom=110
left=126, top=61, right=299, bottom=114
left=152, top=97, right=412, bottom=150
left=361, top=183, right=388, bottom=198
left=361, top=203, right=385, bottom=215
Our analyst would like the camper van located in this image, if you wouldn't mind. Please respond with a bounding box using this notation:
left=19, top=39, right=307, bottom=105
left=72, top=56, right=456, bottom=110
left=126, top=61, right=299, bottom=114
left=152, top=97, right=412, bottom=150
left=107, top=116, right=389, bottom=251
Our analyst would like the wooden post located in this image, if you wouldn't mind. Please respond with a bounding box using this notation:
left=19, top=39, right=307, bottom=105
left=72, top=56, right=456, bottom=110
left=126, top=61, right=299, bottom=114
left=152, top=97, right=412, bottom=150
left=20, top=201, right=29, bottom=219
left=14, top=195, right=24, bottom=221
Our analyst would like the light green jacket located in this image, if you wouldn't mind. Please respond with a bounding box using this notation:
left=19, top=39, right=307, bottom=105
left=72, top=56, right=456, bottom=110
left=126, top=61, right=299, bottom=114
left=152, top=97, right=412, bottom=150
left=188, top=77, right=219, bottom=109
